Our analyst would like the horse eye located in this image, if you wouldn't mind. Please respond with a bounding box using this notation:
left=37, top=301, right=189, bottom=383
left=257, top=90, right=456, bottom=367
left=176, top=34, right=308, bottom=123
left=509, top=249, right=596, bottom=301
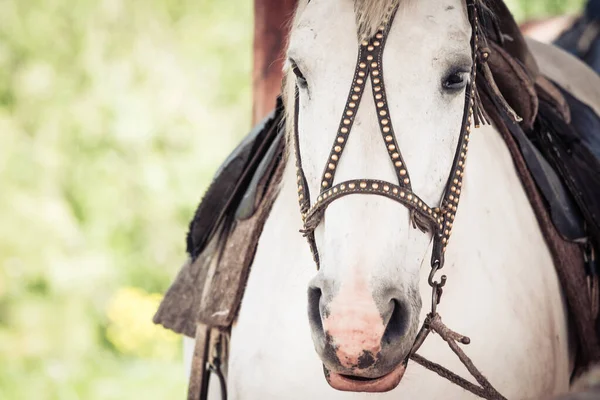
left=290, top=60, right=308, bottom=90
left=442, top=71, right=468, bottom=92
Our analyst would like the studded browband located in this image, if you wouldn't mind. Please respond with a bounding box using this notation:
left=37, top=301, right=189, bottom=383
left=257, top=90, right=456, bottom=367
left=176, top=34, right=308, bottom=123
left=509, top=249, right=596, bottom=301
left=294, top=1, right=490, bottom=275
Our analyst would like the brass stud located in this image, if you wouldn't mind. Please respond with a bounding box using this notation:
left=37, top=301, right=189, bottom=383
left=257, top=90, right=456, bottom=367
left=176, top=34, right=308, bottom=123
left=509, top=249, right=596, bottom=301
left=394, top=188, right=399, bottom=195
left=356, top=78, right=364, bottom=85
left=333, top=188, right=339, bottom=194
left=349, top=183, right=356, bottom=189
left=388, top=144, right=395, bottom=151
left=374, top=86, right=381, bottom=92
left=380, top=110, right=387, bottom=116
left=445, top=229, right=449, bottom=235
left=331, top=154, right=339, bottom=161
left=349, top=102, right=356, bottom=108
left=404, top=178, right=410, bottom=184
left=325, top=172, right=332, bottom=179
left=323, top=193, right=328, bottom=199
left=456, top=189, right=461, bottom=195
left=360, top=182, right=367, bottom=188
left=352, top=94, right=359, bottom=101
left=442, top=238, right=448, bottom=244
left=367, top=55, right=374, bottom=61
left=407, top=194, right=413, bottom=200
left=334, top=145, right=342, bottom=152
left=346, top=110, right=353, bottom=116
left=341, top=127, right=348, bottom=134
left=392, top=153, right=399, bottom=159
left=399, top=169, right=407, bottom=176
left=449, top=195, right=455, bottom=201
left=413, top=197, right=418, bottom=203
left=337, top=137, right=345, bottom=143
left=353, top=86, right=361, bottom=93
left=373, top=78, right=381, bottom=84
left=373, top=70, right=379, bottom=76
left=399, top=191, right=405, bottom=197
left=328, top=190, right=333, bottom=196
left=328, top=163, right=335, bottom=170
left=358, top=71, right=365, bottom=78
left=318, top=196, right=322, bottom=202
left=340, top=184, right=346, bottom=190
left=322, top=181, right=328, bottom=188
left=418, top=201, right=423, bottom=206
left=394, top=161, right=402, bottom=167
left=376, top=33, right=383, bottom=39
left=383, top=185, right=390, bottom=192
left=374, top=41, right=380, bottom=46
left=343, top=119, right=351, bottom=125
left=375, top=94, right=383, bottom=100
left=367, top=45, right=374, bottom=51
left=428, top=208, right=432, bottom=214
left=372, top=183, right=379, bottom=189
left=377, top=102, right=384, bottom=108
left=381, top=119, right=389, bottom=125
left=371, top=62, right=378, bottom=68
left=299, top=194, right=304, bottom=200
left=361, top=40, right=369, bottom=46
left=359, top=62, right=367, bottom=69
left=451, top=186, right=456, bottom=192
left=385, top=135, right=393, bottom=142
left=383, top=126, right=390, bottom=133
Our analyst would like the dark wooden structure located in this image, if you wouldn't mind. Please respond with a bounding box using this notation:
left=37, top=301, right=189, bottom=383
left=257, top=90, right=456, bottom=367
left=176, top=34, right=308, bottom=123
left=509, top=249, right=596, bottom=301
left=252, top=0, right=298, bottom=123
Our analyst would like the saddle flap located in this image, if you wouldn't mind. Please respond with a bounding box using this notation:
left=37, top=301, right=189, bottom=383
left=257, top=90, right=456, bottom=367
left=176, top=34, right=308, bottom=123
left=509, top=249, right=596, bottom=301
left=186, top=98, right=284, bottom=260
left=196, top=134, right=285, bottom=327
left=154, top=104, right=286, bottom=336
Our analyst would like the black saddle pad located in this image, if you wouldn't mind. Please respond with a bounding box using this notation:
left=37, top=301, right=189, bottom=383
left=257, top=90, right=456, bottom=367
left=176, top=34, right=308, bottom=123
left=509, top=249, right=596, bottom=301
left=531, top=82, right=600, bottom=252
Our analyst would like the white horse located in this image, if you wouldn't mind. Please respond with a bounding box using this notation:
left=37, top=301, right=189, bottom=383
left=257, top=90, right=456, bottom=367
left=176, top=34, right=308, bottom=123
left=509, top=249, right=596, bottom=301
left=184, top=0, right=600, bottom=398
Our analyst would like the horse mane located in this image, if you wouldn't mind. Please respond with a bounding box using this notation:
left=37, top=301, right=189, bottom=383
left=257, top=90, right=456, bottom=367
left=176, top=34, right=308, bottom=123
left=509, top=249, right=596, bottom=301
left=354, top=0, right=402, bottom=40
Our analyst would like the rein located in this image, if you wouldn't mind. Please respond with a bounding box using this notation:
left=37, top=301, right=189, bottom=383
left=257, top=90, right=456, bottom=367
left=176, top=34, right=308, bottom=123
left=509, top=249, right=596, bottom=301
left=293, top=1, right=507, bottom=399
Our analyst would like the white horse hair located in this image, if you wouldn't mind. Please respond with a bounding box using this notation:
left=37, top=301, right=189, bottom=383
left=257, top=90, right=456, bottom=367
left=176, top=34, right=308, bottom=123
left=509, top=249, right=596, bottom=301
left=184, top=0, right=600, bottom=398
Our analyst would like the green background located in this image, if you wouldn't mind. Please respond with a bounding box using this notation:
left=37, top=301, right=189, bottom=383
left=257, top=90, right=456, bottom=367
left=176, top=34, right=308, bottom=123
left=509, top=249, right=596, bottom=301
left=0, top=0, right=587, bottom=398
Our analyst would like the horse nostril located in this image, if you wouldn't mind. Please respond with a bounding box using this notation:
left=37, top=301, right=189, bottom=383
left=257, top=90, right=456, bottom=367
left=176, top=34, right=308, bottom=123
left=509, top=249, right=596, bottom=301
left=308, top=286, right=324, bottom=338
left=382, top=299, right=409, bottom=346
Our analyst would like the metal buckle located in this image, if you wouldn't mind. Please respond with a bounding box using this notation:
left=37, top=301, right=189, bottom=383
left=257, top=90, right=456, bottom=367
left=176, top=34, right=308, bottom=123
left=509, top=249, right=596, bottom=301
left=428, top=261, right=447, bottom=315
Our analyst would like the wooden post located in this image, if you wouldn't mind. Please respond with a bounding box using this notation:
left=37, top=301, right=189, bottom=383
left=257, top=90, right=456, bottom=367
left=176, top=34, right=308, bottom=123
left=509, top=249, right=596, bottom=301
left=252, top=0, right=298, bottom=124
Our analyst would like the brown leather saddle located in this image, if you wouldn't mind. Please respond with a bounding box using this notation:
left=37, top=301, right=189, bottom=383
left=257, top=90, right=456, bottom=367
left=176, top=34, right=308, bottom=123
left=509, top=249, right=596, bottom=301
left=154, top=1, right=600, bottom=397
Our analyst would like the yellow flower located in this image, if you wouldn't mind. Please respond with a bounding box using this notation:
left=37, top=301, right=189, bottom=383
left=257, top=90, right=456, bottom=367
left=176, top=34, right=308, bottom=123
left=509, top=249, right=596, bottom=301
left=106, top=287, right=180, bottom=360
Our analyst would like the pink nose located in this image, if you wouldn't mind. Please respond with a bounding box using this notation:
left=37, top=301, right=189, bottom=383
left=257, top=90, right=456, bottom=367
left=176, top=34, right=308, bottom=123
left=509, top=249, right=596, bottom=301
left=323, top=301, right=386, bottom=369
left=308, top=272, right=410, bottom=376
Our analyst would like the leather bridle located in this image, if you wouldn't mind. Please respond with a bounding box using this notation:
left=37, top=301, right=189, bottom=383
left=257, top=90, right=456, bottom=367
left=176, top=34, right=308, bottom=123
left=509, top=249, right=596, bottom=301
left=292, top=1, right=508, bottom=399
left=295, top=1, right=483, bottom=300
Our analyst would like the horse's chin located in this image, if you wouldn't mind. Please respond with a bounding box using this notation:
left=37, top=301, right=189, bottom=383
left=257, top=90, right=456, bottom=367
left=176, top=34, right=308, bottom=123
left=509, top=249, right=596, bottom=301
left=323, top=362, right=407, bottom=393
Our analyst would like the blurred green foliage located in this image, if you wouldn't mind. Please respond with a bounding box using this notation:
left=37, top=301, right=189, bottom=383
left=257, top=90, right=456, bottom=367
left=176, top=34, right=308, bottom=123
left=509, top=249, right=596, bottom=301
left=0, top=0, right=589, bottom=398
left=0, top=0, right=251, bottom=398
left=506, top=0, right=586, bottom=20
